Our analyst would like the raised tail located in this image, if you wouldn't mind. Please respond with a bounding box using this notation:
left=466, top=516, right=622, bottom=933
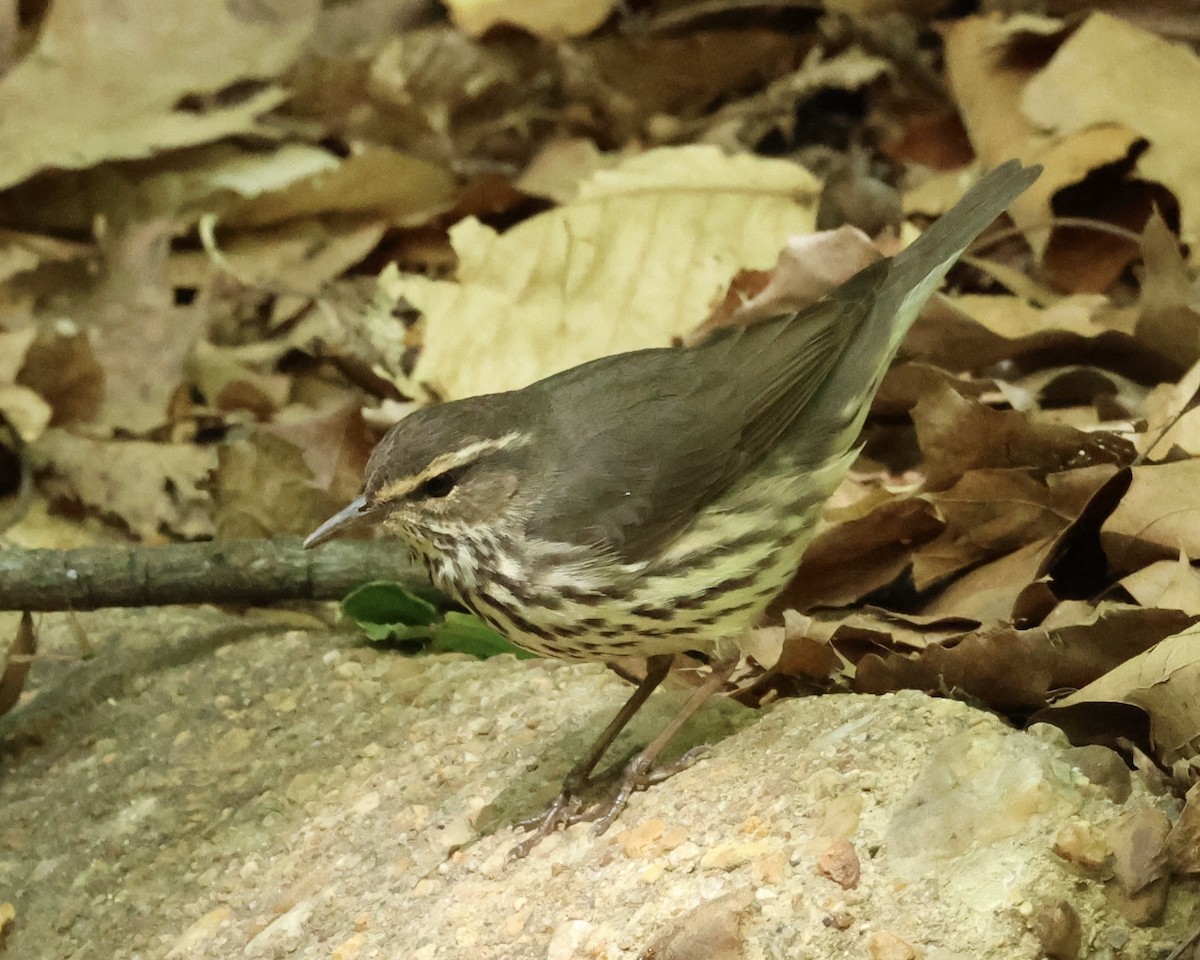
left=879, top=159, right=1042, bottom=352
left=787, top=159, right=1041, bottom=468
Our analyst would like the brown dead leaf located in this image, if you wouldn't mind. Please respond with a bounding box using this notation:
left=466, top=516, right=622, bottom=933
left=1045, top=622, right=1200, bottom=766
left=912, top=469, right=1068, bottom=589
left=33, top=429, right=216, bottom=540
left=0, top=328, right=51, bottom=443
left=1011, top=466, right=1131, bottom=626
left=366, top=25, right=550, bottom=165
left=1103, top=461, right=1200, bottom=574
left=15, top=327, right=104, bottom=427
left=264, top=400, right=373, bottom=498
left=920, top=537, right=1055, bottom=622
left=187, top=342, right=291, bottom=419
left=84, top=220, right=198, bottom=433
left=0, top=612, right=35, bottom=717
left=773, top=494, right=943, bottom=612
left=1034, top=136, right=1151, bottom=296
left=794, top=607, right=981, bottom=656
left=369, top=146, right=822, bottom=400
left=1139, top=356, right=1200, bottom=459
left=210, top=430, right=346, bottom=539
left=219, top=147, right=456, bottom=229
left=516, top=138, right=614, bottom=204
left=687, top=226, right=880, bottom=344
left=1021, top=12, right=1200, bottom=259
left=186, top=218, right=389, bottom=327
left=1135, top=210, right=1200, bottom=368
left=949, top=293, right=1110, bottom=344
left=0, top=0, right=317, bottom=190
left=912, top=383, right=1132, bottom=490
left=571, top=29, right=803, bottom=144
left=941, top=16, right=1050, bottom=249
left=0, top=229, right=91, bottom=284
left=857, top=602, right=1193, bottom=711
left=1166, top=782, right=1200, bottom=874
left=683, top=45, right=888, bottom=153
left=1119, top=555, right=1200, bottom=618
left=901, top=294, right=1172, bottom=383
left=773, top=611, right=841, bottom=681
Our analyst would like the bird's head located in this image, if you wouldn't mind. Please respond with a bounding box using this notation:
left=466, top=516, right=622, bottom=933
left=303, top=393, right=535, bottom=550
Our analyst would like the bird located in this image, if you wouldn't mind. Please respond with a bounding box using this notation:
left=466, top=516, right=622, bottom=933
left=305, top=159, right=1040, bottom=856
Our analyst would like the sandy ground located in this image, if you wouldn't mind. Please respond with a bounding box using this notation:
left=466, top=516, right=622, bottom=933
left=0, top=606, right=1195, bottom=959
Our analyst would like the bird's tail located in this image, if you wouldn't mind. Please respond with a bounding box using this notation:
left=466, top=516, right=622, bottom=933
left=785, top=159, right=1041, bottom=472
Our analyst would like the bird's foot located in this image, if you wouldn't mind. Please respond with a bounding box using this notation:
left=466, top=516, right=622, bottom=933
left=588, top=744, right=711, bottom=836
left=509, top=744, right=712, bottom=858
left=509, top=786, right=595, bottom=859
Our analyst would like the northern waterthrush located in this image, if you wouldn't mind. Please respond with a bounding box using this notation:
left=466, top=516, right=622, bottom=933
left=307, top=159, right=1040, bottom=855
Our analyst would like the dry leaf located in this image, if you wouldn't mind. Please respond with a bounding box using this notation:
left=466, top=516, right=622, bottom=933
left=1139, top=356, right=1200, bottom=459
left=220, top=147, right=456, bottom=228
left=210, top=430, right=349, bottom=539
left=446, top=0, right=615, bottom=38
left=1022, top=12, right=1200, bottom=256
left=1103, top=461, right=1200, bottom=573
left=912, top=469, right=1069, bottom=589
left=912, top=383, right=1132, bottom=490
left=34, top=430, right=216, bottom=540
left=368, top=146, right=822, bottom=399
left=0, top=0, right=317, bottom=189
left=774, top=494, right=943, bottom=612
left=1136, top=210, right=1200, bottom=368
left=15, top=327, right=105, bottom=427
left=941, top=16, right=1049, bottom=248
left=84, top=220, right=198, bottom=433
left=0, top=612, right=35, bottom=717
left=920, top=536, right=1055, bottom=622
left=1166, top=782, right=1200, bottom=874
left=184, top=218, right=390, bottom=325
left=1119, top=555, right=1200, bottom=618
left=515, top=138, right=615, bottom=204
left=0, top=229, right=91, bottom=284
left=1046, top=622, right=1200, bottom=765
left=857, top=603, right=1193, bottom=711
left=688, top=225, right=881, bottom=344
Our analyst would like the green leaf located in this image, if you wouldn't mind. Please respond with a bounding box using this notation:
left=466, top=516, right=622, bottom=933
left=341, top=581, right=440, bottom=628
left=432, top=613, right=536, bottom=660
left=339, top=581, right=534, bottom=660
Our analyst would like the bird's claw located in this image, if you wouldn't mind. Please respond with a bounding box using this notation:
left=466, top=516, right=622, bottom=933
left=508, top=789, right=586, bottom=859
left=511, top=744, right=714, bottom=857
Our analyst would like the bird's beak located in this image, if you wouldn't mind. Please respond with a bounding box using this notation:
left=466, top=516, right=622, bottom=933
left=303, top=495, right=379, bottom=549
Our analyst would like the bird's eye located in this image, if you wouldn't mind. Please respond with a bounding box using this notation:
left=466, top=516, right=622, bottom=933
left=412, top=471, right=458, bottom=499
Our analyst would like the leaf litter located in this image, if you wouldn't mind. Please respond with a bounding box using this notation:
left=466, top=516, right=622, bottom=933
left=2, top=0, right=1200, bottom=935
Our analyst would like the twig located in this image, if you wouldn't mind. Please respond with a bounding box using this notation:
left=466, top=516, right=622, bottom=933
left=0, top=539, right=426, bottom=612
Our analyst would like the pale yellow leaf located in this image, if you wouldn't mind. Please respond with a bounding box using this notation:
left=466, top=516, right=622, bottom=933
left=0, top=0, right=318, bottom=190
left=372, top=146, right=821, bottom=400
left=446, top=0, right=615, bottom=38
left=1021, top=12, right=1200, bottom=253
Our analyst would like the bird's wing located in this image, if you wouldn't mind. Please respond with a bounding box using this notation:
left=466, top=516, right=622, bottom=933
left=527, top=160, right=1041, bottom=563
left=528, top=263, right=888, bottom=562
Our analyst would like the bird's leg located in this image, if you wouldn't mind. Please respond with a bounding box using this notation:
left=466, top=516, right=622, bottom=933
left=588, top=655, right=738, bottom=837
left=509, top=654, right=673, bottom=859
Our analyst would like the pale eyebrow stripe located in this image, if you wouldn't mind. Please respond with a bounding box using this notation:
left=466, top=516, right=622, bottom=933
left=375, top=430, right=530, bottom=501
